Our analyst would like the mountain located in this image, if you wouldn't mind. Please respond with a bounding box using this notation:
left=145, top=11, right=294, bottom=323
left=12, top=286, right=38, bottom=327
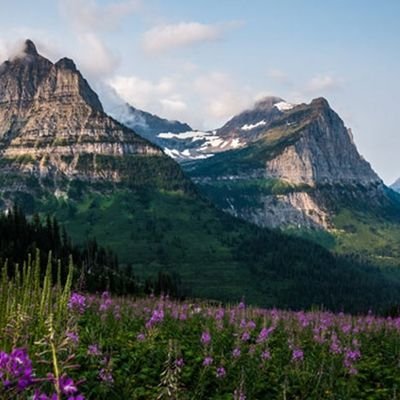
left=391, top=178, right=400, bottom=192
left=184, top=97, right=400, bottom=264
left=110, top=98, right=294, bottom=162
left=0, top=40, right=397, bottom=312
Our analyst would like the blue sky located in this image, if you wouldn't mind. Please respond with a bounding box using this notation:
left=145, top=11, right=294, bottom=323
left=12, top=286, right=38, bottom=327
left=0, top=0, right=399, bottom=183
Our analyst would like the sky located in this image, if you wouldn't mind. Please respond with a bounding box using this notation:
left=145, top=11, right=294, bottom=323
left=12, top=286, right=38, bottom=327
left=0, top=0, right=399, bottom=183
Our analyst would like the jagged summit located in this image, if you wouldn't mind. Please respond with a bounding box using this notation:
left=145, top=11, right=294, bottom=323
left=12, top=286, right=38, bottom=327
left=23, top=39, right=39, bottom=56
left=55, top=57, right=77, bottom=71
left=310, top=97, right=330, bottom=110
left=0, top=43, right=169, bottom=192
left=254, top=96, right=285, bottom=110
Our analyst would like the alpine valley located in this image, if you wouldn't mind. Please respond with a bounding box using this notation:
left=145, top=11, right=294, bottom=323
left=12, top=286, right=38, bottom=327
left=0, top=40, right=398, bottom=312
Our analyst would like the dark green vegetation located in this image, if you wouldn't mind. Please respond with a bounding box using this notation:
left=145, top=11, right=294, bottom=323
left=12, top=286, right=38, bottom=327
left=5, top=173, right=399, bottom=313
left=0, top=206, right=183, bottom=296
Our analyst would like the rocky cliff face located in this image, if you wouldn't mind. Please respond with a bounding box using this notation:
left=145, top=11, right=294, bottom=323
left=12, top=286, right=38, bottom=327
left=0, top=40, right=172, bottom=200
left=264, top=98, right=381, bottom=187
left=186, top=98, right=390, bottom=229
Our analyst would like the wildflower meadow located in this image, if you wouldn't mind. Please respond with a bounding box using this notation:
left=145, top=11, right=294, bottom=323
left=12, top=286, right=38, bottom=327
left=0, top=256, right=399, bottom=399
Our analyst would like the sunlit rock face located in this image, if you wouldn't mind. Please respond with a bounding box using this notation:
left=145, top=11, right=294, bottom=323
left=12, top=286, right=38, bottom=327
left=0, top=40, right=165, bottom=192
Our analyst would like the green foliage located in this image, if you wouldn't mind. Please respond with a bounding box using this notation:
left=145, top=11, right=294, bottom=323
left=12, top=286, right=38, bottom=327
left=33, top=189, right=400, bottom=313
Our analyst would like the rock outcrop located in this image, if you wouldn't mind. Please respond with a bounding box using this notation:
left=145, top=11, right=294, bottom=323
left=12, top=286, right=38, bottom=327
left=186, top=97, right=390, bottom=229
left=0, top=40, right=167, bottom=194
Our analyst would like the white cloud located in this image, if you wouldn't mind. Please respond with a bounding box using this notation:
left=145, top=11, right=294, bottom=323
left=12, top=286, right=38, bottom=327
left=160, top=98, right=188, bottom=113
left=306, top=74, right=342, bottom=92
left=107, top=68, right=261, bottom=129
left=141, top=21, right=238, bottom=53
left=76, top=33, right=119, bottom=77
left=108, top=75, right=176, bottom=109
left=59, top=0, right=141, bottom=33
left=193, top=72, right=254, bottom=121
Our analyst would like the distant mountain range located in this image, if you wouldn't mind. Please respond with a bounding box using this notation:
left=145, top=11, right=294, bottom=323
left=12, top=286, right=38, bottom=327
left=110, top=97, right=296, bottom=161
left=0, top=39, right=398, bottom=311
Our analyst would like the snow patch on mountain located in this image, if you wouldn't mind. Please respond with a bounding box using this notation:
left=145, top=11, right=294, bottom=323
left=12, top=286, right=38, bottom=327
left=241, top=121, right=267, bottom=131
left=274, top=101, right=295, bottom=111
left=158, top=131, right=210, bottom=140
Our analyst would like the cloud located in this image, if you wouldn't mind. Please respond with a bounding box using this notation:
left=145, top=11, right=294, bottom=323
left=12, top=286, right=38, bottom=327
left=107, top=67, right=262, bottom=129
left=160, top=98, right=188, bottom=113
left=193, top=72, right=254, bottom=120
left=306, top=74, right=342, bottom=92
left=76, top=33, right=120, bottom=77
left=59, top=0, right=141, bottom=33
left=108, top=75, right=176, bottom=109
left=141, top=21, right=239, bottom=53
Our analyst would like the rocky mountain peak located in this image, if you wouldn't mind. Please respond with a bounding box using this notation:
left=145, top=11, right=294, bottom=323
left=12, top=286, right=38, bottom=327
left=55, top=57, right=77, bottom=72
left=23, top=39, right=39, bottom=56
left=0, top=43, right=165, bottom=191
left=254, top=96, right=285, bottom=110
left=310, top=97, right=330, bottom=111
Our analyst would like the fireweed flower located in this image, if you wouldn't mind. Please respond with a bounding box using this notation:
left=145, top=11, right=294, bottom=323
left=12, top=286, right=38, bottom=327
left=137, top=333, right=146, bottom=341
left=59, top=375, right=78, bottom=395
left=256, top=327, right=273, bottom=343
left=202, top=356, right=213, bottom=366
left=216, top=366, right=226, bottom=378
left=247, top=320, right=256, bottom=330
left=201, top=331, right=211, bottom=345
left=99, top=291, right=113, bottom=312
left=66, top=331, right=79, bottom=344
left=0, top=348, right=33, bottom=391
left=68, top=293, right=87, bottom=314
left=292, top=348, right=304, bottom=362
left=175, top=358, right=184, bottom=368
left=261, top=350, right=271, bottom=361
left=232, top=348, right=241, bottom=358
left=88, top=344, right=101, bottom=356
left=344, top=348, right=361, bottom=374
left=241, top=332, right=250, bottom=342
left=99, top=368, right=114, bottom=384
left=145, top=308, right=165, bottom=329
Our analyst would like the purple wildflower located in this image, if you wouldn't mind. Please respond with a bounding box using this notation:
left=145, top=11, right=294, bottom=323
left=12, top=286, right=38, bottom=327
left=216, top=366, right=226, bottom=378
left=0, top=348, right=33, bottom=391
left=66, top=331, right=79, bottom=344
left=175, top=358, right=184, bottom=368
left=88, top=344, right=101, bottom=356
left=68, top=293, right=86, bottom=314
left=261, top=350, right=271, bottom=361
left=99, top=368, right=114, bottom=384
left=201, top=331, right=211, bottom=345
left=145, top=308, right=165, bottom=329
left=256, top=327, right=273, bottom=343
left=59, top=375, right=78, bottom=395
left=292, top=348, right=304, bottom=362
left=232, top=348, right=241, bottom=358
left=202, top=356, right=213, bottom=366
